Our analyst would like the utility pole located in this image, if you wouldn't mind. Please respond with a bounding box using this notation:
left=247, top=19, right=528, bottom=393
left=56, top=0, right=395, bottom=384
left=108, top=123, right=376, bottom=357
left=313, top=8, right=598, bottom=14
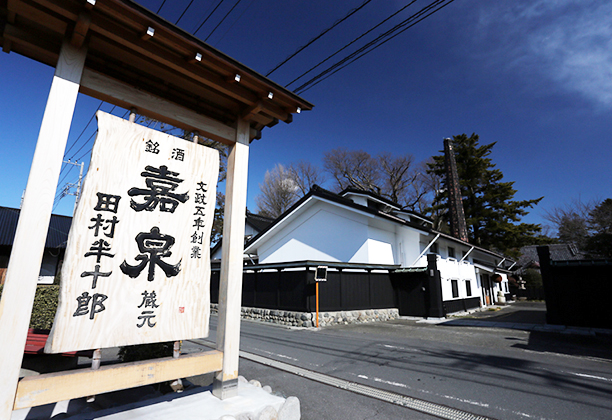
left=62, top=160, right=85, bottom=215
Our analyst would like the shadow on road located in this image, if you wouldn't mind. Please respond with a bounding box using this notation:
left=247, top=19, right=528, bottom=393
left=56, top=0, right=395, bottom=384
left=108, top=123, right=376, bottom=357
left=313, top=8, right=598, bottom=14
left=446, top=301, right=612, bottom=361
left=512, top=331, right=612, bottom=361
left=476, top=309, right=547, bottom=324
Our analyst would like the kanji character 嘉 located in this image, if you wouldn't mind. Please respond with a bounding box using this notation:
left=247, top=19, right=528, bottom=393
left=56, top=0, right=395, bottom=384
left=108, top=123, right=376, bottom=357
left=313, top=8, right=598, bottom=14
left=128, top=165, right=188, bottom=213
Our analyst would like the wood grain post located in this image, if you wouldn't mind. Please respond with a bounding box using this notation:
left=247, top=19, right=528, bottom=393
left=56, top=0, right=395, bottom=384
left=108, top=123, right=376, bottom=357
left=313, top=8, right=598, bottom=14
left=86, top=349, right=102, bottom=403
left=213, top=119, right=249, bottom=399
left=0, top=39, right=86, bottom=420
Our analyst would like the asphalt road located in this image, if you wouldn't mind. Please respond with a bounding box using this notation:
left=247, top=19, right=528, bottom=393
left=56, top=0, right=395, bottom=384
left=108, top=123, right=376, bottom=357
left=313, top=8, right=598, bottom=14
left=188, top=302, right=612, bottom=420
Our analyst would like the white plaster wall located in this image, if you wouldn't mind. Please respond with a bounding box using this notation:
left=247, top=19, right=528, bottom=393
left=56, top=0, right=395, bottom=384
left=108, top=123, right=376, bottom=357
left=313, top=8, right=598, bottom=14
left=211, top=221, right=263, bottom=260
left=256, top=202, right=372, bottom=264
left=363, top=239, right=394, bottom=264
left=437, top=257, right=460, bottom=301
left=396, top=227, right=423, bottom=267
left=364, top=220, right=397, bottom=264
left=414, top=239, right=481, bottom=302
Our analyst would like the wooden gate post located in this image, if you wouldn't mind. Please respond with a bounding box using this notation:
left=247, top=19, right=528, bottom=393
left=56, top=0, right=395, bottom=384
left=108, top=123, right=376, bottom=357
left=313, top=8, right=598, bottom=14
left=213, top=118, right=249, bottom=399
left=0, top=39, right=87, bottom=419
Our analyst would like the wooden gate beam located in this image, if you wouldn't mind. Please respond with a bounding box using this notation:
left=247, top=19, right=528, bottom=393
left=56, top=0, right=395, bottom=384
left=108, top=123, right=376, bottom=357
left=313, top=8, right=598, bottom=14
left=13, top=350, right=222, bottom=410
left=213, top=118, right=250, bottom=399
left=0, top=39, right=86, bottom=420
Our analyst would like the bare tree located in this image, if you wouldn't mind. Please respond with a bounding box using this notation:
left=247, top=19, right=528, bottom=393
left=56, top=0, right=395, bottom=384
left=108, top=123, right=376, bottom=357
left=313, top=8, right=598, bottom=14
left=323, top=148, right=437, bottom=212
left=405, top=158, right=441, bottom=216
left=378, top=152, right=422, bottom=207
left=255, top=164, right=300, bottom=218
left=323, top=148, right=381, bottom=193
left=287, top=160, right=325, bottom=195
left=544, top=198, right=596, bottom=248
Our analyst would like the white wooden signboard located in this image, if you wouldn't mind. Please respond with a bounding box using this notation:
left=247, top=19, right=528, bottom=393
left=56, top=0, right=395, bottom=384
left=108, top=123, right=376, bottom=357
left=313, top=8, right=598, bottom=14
left=46, top=111, right=219, bottom=352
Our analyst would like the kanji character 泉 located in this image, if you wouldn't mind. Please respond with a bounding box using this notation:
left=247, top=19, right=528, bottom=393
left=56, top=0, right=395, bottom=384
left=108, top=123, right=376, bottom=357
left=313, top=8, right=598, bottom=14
left=120, top=227, right=181, bottom=282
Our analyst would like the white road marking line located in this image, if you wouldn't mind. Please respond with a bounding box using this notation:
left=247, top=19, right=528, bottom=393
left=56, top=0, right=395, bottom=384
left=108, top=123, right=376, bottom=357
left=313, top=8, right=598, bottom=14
left=568, top=372, right=612, bottom=382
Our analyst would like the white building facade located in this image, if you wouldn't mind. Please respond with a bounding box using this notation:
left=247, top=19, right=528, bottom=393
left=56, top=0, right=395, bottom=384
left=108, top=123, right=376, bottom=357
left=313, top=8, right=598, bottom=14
left=244, top=187, right=513, bottom=311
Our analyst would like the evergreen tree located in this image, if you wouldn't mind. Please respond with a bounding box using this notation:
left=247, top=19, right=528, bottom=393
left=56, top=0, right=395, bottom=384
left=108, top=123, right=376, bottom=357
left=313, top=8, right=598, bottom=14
left=584, top=198, right=612, bottom=258
left=428, top=133, right=544, bottom=255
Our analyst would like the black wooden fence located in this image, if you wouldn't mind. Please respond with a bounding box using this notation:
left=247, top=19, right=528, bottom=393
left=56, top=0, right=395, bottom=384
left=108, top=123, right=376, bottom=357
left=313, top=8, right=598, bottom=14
left=211, top=261, right=399, bottom=313
left=211, top=255, right=479, bottom=318
left=538, top=246, right=612, bottom=329
left=443, top=297, right=481, bottom=315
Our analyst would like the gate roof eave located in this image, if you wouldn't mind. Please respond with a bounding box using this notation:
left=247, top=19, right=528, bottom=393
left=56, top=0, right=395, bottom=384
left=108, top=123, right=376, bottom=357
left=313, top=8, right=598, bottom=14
left=1, top=0, right=313, bottom=144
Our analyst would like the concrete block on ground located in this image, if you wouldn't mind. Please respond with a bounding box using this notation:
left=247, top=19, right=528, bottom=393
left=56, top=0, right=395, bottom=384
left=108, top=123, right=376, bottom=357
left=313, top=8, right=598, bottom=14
left=278, top=396, right=300, bottom=420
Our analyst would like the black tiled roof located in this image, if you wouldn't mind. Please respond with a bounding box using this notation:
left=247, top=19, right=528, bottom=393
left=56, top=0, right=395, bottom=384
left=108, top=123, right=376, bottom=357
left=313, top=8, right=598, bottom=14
left=0, top=206, right=72, bottom=249
left=518, top=243, right=586, bottom=268
left=245, top=211, right=275, bottom=232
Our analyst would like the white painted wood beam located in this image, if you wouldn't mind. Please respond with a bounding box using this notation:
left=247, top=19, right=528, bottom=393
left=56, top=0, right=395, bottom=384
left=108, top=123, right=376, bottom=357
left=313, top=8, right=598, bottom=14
left=410, top=233, right=441, bottom=267
left=213, top=118, right=250, bottom=399
left=14, top=350, right=222, bottom=410
left=0, top=39, right=87, bottom=420
left=80, top=69, right=257, bottom=144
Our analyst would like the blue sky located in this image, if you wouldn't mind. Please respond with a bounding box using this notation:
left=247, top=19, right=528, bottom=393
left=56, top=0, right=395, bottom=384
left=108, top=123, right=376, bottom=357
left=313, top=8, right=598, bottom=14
left=1, top=0, right=610, bottom=233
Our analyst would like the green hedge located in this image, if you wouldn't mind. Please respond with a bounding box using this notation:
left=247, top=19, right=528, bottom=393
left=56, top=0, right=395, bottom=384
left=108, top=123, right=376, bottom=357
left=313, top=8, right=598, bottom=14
left=118, top=342, right=175, bottom=362
left=0, top=284, right=59, bottom=330
left=0, top=284, right=175, bottom=361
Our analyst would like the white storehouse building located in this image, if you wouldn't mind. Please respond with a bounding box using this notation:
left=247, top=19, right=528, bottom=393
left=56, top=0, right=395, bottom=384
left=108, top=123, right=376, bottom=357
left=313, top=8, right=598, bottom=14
left=242, top=186, right=514, bottom=315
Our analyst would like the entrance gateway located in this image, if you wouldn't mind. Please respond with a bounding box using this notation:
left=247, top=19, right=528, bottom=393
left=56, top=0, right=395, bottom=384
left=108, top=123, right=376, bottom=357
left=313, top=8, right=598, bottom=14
left=0, top=1, right=312, bottom=418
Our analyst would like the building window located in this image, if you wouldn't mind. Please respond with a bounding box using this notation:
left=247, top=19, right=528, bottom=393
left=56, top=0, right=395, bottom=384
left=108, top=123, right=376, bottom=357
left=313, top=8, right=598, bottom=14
left=465, top=280, right=472, bottom=297
left=451, top=279, right=459, bottom=298
left=448, top=247, right=455, bottom=258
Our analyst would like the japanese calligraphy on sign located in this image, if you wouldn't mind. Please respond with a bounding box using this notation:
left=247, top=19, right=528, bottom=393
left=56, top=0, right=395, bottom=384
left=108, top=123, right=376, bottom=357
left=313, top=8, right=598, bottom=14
left=46, top=111, right=219, bottom=352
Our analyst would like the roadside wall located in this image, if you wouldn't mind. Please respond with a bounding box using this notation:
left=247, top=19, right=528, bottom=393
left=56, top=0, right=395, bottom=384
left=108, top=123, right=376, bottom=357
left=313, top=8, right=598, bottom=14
left=538, top=246, right=612, bottom=329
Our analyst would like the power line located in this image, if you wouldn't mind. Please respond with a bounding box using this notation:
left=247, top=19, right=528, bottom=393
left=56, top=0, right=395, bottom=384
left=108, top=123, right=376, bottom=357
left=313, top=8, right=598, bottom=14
left=193, top=0, right=226, bottom=36
left=175, top=0, right=196, bottom=25
left=63, top=102, right=102, bottom=158
left=294, top=0, right=454, bottom=94
left=265, top=0, right=374, bottom=77
left=67, top=131, right=96, bottom=162
left=204, top=0, right=243, bottom=42
left=72, top=110, right=129, bottom=163
left=294, top=0, right=448, bottom=93
left=285, top=0, right=419, bottom=88
left=214, top=0, right=255, bottom=45
left=156, top=0, right=168, bottom=14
